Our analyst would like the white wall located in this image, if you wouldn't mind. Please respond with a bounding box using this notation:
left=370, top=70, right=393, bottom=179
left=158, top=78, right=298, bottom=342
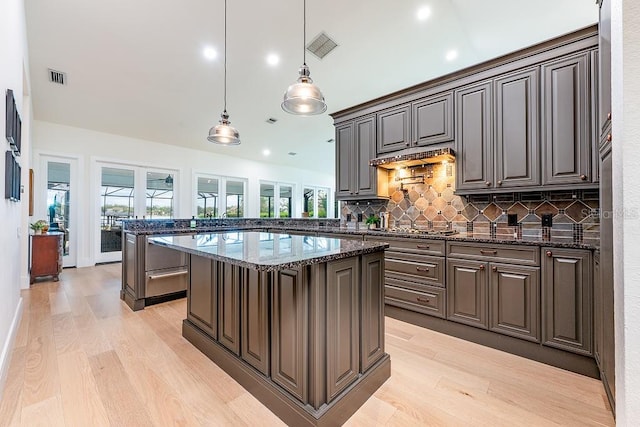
left=612, top=0, right=640, bottom=424
left=31, top=120, right=335, bottom=267
left=0, top=0, right=29, bottom=399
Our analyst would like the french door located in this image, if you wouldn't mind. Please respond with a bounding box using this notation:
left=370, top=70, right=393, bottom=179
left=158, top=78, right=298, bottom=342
left=96, top=162, right=177, bottom=263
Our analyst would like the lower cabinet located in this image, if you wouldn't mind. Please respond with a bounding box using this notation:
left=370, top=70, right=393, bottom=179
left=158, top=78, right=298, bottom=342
left=542, top=248, right=592, bottom=356
left=241, top=269, right=270, bottom=375
left=218, top=263, right=241, bottom=355
left=29, top=233, right=64, bottom=284
left=360, top=253, right=385, bottom=372
left=188, top=255, right=217, bottom=338
left=447, top=259, right=489, bottom=329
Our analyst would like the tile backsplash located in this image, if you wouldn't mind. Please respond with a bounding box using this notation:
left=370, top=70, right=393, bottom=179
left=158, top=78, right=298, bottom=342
left=341, top=162, right=599, bottom=242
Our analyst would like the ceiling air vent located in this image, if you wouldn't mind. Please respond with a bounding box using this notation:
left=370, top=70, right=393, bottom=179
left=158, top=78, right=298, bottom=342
left=48, top=69, right=67, bottom=85
left=288, top=152, right=297, bottom=156
left=306, top=32, right=338, bottom=60
left=266, top=117, right=278, bottom=124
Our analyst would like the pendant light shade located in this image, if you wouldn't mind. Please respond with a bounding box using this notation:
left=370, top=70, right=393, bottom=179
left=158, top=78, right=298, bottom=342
left=208, top=0, right=240, bottom=145
left=281, top=0, right=326, bottom=116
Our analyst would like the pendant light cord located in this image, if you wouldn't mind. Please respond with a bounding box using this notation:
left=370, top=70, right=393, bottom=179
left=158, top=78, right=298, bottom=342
left=303, top=0, right=306, bottom=66
left=223, top=0, right=228, bottom=113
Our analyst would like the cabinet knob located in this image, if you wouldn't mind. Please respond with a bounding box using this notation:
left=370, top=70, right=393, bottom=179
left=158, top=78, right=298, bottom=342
left=497, top=180, right=502, bottom=186
left=492, top=266, right=498, bottom=272
left=546, top=250, right=552, bottom=257
left=580, top=174, right=587, bottom=181
left=405, top=142, right=410, bottom=146
left=485, top=181, right=491, bottom=186
left=479, top=264, right=485, bottom=270
left=607, top=133, right=612, bottom=142
left=607, top=112, right=612, bottom=121
left=416, top=266, right=430, bottom=272
left=416, top=297, right=431, bottom=304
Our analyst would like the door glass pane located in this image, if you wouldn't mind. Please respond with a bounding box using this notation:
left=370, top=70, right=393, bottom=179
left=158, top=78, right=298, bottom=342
left=318, top=188, right=328, bottom=218
left=146, top=172, right=174, bottom=219
left=100, top=167, right=134, bottom=253
left=279, top=185, right=292, bottom=218
left=226, top=180, right=244, bottom=217
left=260, top=183, right=275, bottom=218
left=303, top=188, right=314, bottom=217
left=197, top=177, right=219, bottom=218
left=47, top=162, right=70, bottom=256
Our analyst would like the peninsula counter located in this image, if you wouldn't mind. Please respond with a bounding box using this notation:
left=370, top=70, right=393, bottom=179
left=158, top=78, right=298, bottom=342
left=149, top=231, right=390, bottom=427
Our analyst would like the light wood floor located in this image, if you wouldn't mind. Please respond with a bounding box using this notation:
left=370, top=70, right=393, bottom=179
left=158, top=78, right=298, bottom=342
left=0, top=264, right=614, bottom=426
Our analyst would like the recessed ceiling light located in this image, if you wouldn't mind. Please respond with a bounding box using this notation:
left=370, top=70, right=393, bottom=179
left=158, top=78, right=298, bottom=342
left=417, top=6, right=432, bottom=21
left=266, top=53, right=280, bottom=66
left=445, top=50, right=458, bottom=61
left=203, top=46, right=217, bottom=61
left=263, top=149, right=271, bottom=156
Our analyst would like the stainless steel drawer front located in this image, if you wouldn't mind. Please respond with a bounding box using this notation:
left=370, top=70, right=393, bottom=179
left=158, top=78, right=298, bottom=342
left=145, top=268, right=188, bottom=297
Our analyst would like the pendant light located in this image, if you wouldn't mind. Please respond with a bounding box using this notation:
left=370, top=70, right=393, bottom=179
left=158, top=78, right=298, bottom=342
left=207, top=0, right=240, bottom=145
left=281, top=0, right=327, bottom=116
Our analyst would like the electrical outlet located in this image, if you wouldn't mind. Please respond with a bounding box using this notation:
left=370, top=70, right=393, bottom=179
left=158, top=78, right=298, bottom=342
left=357, top=213, right=363, bottom=222
left=507, top=213, right=518, bottom=226
left=542, top=213, right=553, bottom=227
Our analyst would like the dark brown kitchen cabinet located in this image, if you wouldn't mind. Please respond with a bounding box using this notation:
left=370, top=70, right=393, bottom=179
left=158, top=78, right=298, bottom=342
left=360, top=252, right=385, bottom=372
left=494, top=67, right=540, bottom=188
left=599, top=0, right=611, bottom=135
left=241, top=269, right=270, bottom=375
left=455, top=81, right=493, bottom=191
left=412, top=91, right=454, bottom=147
left=377, top=104, right=411, bottom=153
left=447, top=258, right=488, bottom=329
left=188, top=255, right=217, bottom=338
left=593, top=252, right=602, bottom=367
left=542, top=248, right=592, bottom=356
left=29, top=232, right=63, bottom=284
left=541, top=52, right=592, bottom=185
left=326, top=258, right=360, bottom=401
left=271, top=267, right=308, bottom=403
left=489, top=263, right=540, bottom=342
left=335, top=115, right=386, bottom=200
left=218, top=262, right=241, bottom=355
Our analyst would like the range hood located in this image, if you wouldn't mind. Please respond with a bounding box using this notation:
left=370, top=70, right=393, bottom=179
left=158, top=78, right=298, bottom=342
left=370, top=147, right=455, bottom=169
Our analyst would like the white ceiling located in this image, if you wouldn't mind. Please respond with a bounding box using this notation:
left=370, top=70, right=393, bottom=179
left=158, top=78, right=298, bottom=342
left=24, top=0, right=598, bottom=173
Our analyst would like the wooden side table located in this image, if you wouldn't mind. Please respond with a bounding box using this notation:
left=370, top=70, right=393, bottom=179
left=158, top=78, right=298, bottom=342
left=29, top=232, right=63, bottom=284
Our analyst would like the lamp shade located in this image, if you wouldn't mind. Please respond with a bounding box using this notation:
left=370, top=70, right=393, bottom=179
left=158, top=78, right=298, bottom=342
left=281, top=64, right=327, bottom=116
left=207, top=111, right=240, bottom=145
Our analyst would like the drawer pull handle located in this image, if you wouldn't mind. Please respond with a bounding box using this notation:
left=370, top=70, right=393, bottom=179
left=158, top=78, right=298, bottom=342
left=148, top=270, right=188, bottom=280
left=416, top=297, right=431, bottom=304
left=416, top=244, right=430, bottom=249
left=416, top=267, right=430, bottom=272
left=479, top=265, right=485, bottom=270
left=480, top=250, right=497, bottom=255
left=546, top=250, right=552, bottom=257
left=492, top=266, right=498, bottom=272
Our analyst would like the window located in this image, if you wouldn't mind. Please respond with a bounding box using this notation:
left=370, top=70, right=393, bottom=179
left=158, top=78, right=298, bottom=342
left=194, top=174, right=246, bottom=218
left=303, top=186, right=330, bottom=218
left=260, top=181, right=294, bottom=218
left=146, top=171, right=174, bottom=219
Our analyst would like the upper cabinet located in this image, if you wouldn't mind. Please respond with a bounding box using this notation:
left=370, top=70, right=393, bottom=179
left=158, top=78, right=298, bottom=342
left=412, top=92, right=454, bottom=147
left=541, top=52, right=592, bottom=185
left=376, top=104, right=411, bottom=153
left=599, top=0, right=612, bottom=136
left=336, top=115, right=388, bottom=200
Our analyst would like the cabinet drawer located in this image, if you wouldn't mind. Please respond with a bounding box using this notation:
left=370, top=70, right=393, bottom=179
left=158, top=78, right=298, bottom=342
left=367, top=236, right=445, bottom=256
left=385, top=284, right=446, bottom=318
left=146, top=239, right=188, bottom=271
left=446, top=242, right=539, bottom=265
left=385, top=256, right=444, bottom=287
left=145, top=267, right=188, bottom=297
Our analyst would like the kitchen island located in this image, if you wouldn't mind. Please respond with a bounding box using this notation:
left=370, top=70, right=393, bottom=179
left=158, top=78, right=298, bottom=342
left=149, top=231, right=390, bottom=427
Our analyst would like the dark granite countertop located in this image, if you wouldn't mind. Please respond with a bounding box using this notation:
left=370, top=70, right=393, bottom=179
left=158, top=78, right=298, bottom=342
left=148, top=231, right=388, bottom=272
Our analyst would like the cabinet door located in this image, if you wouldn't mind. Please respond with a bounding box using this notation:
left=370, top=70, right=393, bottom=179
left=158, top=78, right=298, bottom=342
left=124, top=234, right=137, bottom=296
left=541, top=53, right=591, bottom=185
left=361, top=252, right=385, bottom=372
left=542, top=248, right=592, bottom=355
left=218, top=262, right=241, bottom=355
left=455, top=81, right=493, bottom=191
left=272, top=268, right=308, bottom=403
left=447, top=258, right=488, bottom=329
left=241, top=269, right=269, bottom=375
left=593, top=255, right=602, bottom=367
left=326, top=258, right=360, bottom=402
left=599, top=0, right=611, bottom=134
left=412, top=92, right=454, bottom=146
left=377, top=104, right=411, bottom=154
left=355, top=116, right=377, bottom=197
left=188, top=255, right=217, bottom=338
left=494, top=68, right=540, bottom=188
left=335, top=122, right=354, bottom=198
left=489, top=263, right=540, bottom=342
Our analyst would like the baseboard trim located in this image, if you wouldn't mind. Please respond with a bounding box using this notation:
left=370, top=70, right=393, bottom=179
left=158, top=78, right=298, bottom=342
left=0, top=297, right=24, bottom=401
